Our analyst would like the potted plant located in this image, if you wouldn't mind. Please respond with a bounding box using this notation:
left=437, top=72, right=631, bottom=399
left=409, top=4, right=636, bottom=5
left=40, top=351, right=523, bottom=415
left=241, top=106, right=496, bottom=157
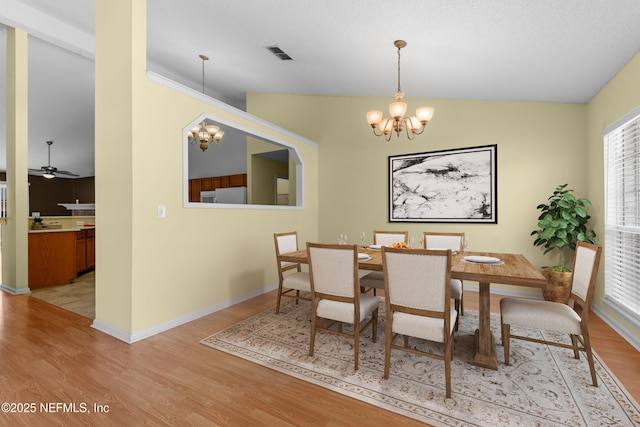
left=530, top=183, right=597, bottom=302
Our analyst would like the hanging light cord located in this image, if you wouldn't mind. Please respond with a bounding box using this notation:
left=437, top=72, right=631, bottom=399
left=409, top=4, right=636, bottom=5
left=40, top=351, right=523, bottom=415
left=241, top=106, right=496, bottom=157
left=397, top=45, right=402, bottom=94
left=201, top=57, right=205, bottom=94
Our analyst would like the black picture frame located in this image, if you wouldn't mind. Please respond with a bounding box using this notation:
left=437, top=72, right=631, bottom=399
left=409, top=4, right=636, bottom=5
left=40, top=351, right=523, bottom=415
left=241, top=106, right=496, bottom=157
left=388, top=144, right=497, bottom=223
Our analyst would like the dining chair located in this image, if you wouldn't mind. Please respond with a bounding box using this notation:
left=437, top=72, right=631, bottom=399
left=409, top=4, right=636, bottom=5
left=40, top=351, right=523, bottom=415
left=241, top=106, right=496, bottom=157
left=500, top=241, right=602, bottom=386
left=382, top=246, right=457, bottom=398
left=307, top=242, right=379, bottom=371
left=360, top=230, right=409, bottom=294
left=273, top=231, right=311, bottom=314
left=423, top=232, right=466, bottom=320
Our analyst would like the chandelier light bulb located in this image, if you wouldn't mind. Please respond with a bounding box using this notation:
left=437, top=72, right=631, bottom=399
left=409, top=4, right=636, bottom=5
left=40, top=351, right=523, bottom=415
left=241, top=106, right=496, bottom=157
left=366, top=110, right=383, bottom=126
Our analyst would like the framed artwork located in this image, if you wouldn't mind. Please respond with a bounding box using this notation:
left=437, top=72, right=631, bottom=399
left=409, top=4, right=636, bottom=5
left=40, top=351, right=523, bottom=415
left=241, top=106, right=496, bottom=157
left=388, top=144, right=497, bottom=223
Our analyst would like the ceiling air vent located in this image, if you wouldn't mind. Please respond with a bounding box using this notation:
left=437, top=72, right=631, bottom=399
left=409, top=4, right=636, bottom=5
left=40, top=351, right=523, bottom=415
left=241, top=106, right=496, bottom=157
left=266, top=45, right=293, bottom=61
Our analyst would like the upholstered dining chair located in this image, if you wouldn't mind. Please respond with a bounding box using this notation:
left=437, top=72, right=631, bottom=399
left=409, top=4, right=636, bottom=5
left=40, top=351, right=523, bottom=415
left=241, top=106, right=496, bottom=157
left=382, top=246, right=457, bottom=398
left=500, top=241, right=602, bottom=386
left=423, top=232, right=466, bottom=320
left=360, top=230, right=409, bottom=294
left=273, top=231, right=311, bottom=314
left=307, top=242, right=379, bottom=371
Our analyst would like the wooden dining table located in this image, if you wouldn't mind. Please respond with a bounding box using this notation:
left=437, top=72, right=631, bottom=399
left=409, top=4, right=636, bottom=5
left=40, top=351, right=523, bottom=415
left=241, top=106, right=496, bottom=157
left=277, top=247, right=548, bottom=370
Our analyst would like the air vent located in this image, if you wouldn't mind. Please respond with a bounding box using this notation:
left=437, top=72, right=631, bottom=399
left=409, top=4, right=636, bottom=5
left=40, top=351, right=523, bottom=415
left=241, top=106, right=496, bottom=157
left=266, top=45, right=293, bottom=61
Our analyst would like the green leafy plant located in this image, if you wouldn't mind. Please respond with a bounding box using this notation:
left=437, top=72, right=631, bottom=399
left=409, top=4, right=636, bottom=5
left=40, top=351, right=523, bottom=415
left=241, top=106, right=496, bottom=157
left=531, top=184, right=596, bottom=272
left=33, top=217, right=43, bottom=224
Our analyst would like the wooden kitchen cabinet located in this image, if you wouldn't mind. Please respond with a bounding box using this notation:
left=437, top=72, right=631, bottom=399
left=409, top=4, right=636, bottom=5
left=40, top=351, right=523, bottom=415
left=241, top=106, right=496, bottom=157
left=76, top=229, right=96, bottom=273
left=86, top=228, right=95, bottom=269
left=29, top=231, right=77, bottom=289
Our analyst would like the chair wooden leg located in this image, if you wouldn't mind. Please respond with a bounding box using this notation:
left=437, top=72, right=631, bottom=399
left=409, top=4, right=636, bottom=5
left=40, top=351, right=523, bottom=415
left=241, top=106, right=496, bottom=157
left=276, top=283, right=283, bottom=314
left=571, top=334, right=580, bottom=359
left=309, top=302, right=317, bottom=356
left=371, top=309, right=378, bottom=343
left=383, top=319, right=393, bottom=379
left=354, top=319, right=360, bottom=371
left=295, top=290, right=300, bottom=305
left=502, top=323, right=511, bottom=365
left=404, top=335, right=409, bottom=348
left=459, top=284, right=464, bottom=315
left=445, top=337, right=452, bottom=398
left=582, top=329, right=598, bottom=387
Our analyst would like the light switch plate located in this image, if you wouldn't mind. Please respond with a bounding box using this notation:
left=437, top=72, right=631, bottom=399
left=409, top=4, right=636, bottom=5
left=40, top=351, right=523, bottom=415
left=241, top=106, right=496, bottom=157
left=158, top=205, right=166, bottom=218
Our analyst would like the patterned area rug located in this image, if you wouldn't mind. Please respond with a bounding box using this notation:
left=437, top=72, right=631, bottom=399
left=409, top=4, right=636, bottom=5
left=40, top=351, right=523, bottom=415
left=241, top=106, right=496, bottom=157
left=201, top=299, right=640, bottom=426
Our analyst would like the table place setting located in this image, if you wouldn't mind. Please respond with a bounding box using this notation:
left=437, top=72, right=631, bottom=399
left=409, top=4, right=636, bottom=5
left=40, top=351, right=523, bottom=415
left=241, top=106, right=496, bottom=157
left=357, top=253, right=372, bottom=261
left=462, top=255, right=504, bottom=265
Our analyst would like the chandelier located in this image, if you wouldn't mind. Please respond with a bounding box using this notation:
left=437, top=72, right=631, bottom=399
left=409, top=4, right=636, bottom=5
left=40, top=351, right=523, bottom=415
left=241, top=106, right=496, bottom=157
left=366, top=40, right=434, bottom=141
left=188, top=54, right=224, bottom=152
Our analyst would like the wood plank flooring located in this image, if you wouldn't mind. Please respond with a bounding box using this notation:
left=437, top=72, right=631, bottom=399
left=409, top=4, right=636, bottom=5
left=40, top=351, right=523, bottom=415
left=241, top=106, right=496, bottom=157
left=0, top=289, right=636, bottom=426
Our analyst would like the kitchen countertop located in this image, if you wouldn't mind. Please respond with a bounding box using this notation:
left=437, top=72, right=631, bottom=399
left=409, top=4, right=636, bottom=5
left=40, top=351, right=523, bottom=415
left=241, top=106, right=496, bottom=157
left=29, top=226, right=95, bottom=234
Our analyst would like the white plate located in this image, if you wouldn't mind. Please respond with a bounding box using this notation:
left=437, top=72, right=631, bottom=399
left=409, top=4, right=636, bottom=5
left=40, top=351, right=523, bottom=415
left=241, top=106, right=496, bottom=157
left=357, top=253, right=370, bottom=260
left=464, top=256, right=501, bottom=264
left=368, top=245, right=382, bottom=250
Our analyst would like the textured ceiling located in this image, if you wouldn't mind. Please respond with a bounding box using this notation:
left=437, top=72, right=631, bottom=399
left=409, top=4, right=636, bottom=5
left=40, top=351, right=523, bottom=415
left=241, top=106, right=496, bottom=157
left=1, top=0, right=640, bottom=177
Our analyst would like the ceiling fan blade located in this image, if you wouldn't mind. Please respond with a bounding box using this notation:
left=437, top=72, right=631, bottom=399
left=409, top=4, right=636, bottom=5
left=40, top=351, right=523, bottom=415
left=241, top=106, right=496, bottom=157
left=55, top=170, right=80, bottom=177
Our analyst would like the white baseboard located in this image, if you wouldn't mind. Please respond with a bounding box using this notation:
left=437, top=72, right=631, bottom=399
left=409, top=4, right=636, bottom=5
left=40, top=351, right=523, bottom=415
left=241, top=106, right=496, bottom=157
left=92, top=283, right=278, bottom=344
left=1, top=284, right=31, bottom=295
left=592, top=305, right=640, bottom=352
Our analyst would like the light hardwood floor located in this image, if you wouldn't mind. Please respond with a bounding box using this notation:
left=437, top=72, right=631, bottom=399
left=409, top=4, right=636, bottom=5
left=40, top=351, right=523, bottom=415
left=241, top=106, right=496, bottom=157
left=0, top=289, right=636, bottom=426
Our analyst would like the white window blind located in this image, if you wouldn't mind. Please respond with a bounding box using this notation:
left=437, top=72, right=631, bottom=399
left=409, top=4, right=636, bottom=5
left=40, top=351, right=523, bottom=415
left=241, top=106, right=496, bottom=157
left=0, top=182, right=6, bottom=219
left=604, top=108, right=640, bottom=325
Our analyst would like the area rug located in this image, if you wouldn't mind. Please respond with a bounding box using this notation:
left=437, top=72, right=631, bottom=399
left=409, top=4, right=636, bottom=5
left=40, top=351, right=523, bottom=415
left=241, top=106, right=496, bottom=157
left=200, top=299, right=640, bottom=426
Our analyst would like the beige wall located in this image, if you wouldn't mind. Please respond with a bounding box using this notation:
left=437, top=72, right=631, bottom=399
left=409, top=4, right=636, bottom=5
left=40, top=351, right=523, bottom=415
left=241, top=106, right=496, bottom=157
left=248, top=94, right=587, bottom=273
left=94, top=0, right=318, bottom=337
left=586, top=51, right=640, bottom=342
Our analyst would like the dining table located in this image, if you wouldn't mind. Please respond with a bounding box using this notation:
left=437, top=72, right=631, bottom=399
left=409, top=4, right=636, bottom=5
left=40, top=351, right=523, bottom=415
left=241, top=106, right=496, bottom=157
left=277, top=246, right=548, bottom=370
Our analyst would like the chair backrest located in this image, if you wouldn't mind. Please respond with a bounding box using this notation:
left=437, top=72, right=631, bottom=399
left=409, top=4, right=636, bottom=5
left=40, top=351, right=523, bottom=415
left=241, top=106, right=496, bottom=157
left=274, top=231, right=300, bottom=269
left=570, top=241, right=602, bottom=308
left=382, top=247, right=451, bottom=313
left=423, top=232, right=464, bottom=251
left=307, top=243, right=358, bottom=298
left=374, top=230, right=408, bottom=246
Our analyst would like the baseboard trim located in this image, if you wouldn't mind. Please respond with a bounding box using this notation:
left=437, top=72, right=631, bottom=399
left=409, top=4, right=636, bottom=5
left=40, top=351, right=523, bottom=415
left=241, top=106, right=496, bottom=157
left=592, top=305, right=640, bottom=352
left=1, top=284, right=31, bottom=295
left=92, top=283, right=278, bottom=344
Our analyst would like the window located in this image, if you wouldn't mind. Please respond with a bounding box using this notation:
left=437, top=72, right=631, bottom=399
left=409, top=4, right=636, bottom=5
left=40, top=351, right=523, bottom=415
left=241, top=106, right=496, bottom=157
left=604, top=107, right=640, bottom=327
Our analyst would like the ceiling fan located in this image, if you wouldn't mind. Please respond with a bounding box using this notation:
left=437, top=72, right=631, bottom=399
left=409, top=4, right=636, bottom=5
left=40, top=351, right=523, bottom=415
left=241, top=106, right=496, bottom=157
left=29, top=140, right=79, bottom=179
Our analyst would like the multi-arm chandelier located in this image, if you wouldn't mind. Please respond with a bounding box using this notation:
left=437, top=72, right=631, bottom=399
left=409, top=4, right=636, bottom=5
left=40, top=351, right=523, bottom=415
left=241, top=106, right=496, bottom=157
left=366, top=40, right=434, bottom=141
left=188, top=54, right=224, bottom=152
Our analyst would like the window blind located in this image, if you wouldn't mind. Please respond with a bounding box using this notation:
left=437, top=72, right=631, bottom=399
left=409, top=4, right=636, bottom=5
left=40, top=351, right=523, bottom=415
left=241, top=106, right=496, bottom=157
left=604, top=108, right=640, bottom=323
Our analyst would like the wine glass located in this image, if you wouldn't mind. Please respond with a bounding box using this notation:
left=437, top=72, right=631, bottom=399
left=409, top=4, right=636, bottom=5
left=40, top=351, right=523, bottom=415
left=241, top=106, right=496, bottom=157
left=462, top=236, right=468, bottom=252
left=409, top=237, right=415, bottom=248
left=360, top=232, right=366, bottom=247
left=419, top=235, right=425, bottom=249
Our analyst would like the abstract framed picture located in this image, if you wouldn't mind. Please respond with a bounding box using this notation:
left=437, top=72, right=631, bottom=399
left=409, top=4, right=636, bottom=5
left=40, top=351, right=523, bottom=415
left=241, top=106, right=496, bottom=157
left=388, top=144, right=497, bottom=223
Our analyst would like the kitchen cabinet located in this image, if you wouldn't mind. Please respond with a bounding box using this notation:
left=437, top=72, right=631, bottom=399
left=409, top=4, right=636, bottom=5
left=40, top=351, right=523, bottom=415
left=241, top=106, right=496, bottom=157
left=76, top=229, right=96, bottom=273
left=189, top=174, right=248, bottom=202
left=28, top=231, right=77, bottom=289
